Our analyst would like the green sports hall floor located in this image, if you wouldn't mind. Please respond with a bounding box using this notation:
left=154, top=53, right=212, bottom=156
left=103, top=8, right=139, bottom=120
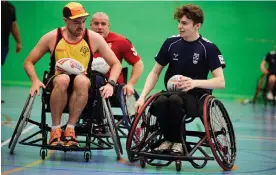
left=1, top=86, right=276, bottom=175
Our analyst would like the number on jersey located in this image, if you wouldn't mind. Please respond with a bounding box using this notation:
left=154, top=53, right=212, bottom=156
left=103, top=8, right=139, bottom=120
left=131, top=47, right=138, bottom=56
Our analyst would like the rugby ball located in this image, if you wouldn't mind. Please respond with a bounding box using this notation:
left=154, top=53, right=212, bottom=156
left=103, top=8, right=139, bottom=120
left=91, top=57, right=110, bottom=74
left=166, top=75, right=182, bottom=91
left=55, top=58, right=84, bottom=75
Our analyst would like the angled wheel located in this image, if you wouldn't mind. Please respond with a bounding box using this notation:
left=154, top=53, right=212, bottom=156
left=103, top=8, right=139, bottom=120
left=102, top=98, right=122, bottom=160
left=120, top=89, right=140, bottom=126
left=107, top=99, right=123, bottom=155
left=126, top=92, right=160, bottom=162
left=9, top=94, right=36, bottom=154
left=203, top=95, right=237, bottom=171
left=114, top=85, right=139, bottom=139
left=8, top=94, right=33, bottom=148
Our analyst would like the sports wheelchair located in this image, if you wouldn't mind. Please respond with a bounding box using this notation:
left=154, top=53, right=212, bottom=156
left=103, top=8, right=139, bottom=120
left=252, top=74, right=276, bottom=106
left=126, top=91, right=236, bottom=172
left=108, top=67, right=140, bottom=139
left=8, top=70, right=123, bottom=162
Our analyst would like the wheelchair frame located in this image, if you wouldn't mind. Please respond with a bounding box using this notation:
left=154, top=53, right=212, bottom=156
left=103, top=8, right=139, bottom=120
left=9, top=71, right=122, bottom=162
left=126, top=91, right=236, bottom=172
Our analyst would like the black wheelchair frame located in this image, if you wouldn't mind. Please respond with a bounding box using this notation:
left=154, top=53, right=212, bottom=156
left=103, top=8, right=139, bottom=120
left=8, top=71, right=123, bottom=162
left=126, top=91, right=237, bottom=172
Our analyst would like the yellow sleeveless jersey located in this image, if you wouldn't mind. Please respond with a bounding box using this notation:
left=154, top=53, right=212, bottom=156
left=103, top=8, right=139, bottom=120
left=50, top=28, right=93, bottom=74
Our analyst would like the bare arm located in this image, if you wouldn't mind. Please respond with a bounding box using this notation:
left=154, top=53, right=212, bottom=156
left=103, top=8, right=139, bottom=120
left=23, top=33, right=51, bottom=82
left=260, top=60, right=268, bottom=74
left=128, top=60, right=144, bottom=86
left=11, top=22, right=21, bottom=44
left=140, top=62, right=164, bottom=98
left=194, top=67, right=225, bottom=89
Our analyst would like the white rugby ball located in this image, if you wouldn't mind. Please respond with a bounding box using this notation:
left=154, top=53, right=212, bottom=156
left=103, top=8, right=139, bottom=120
left=167, top=75, right=182, bottom=91
left=91, top=57, right=110, bottom=74
left=55, top=58, right=84, bottom=75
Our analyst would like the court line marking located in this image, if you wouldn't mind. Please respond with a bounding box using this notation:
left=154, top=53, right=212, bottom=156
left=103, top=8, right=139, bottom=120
left=1, top=124, right=36, bottom=147
left=2, top=150, right=54, bottom=175
left=1, top=114, right=14, bottom=129
left=1, top=122, right=54, bottom=175
left=1, top=124, right=15, bottom=129
left=1, top=114, right=12, bottom=126
left=0, top=112, right=268, bottom=173
left=236, top=135, right=276, bottom=141
left=1, top=123, right=242, bottom=174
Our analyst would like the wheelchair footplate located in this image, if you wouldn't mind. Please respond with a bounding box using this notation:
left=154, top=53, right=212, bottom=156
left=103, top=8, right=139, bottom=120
left=138, top=151, right=214, bottom=162
left=138, top=149, right=214, bottom=171
left=46, top=145, right=91, bottom=152
left=41, top=145, right=92, bottom=162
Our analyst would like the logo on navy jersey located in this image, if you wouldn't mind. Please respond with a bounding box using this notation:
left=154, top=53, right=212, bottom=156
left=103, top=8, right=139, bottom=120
left=173, top=53, right=179, bottom=61
left=193, top=53, right=200, bottom=64
left=218, top=55, right=225, bottom=64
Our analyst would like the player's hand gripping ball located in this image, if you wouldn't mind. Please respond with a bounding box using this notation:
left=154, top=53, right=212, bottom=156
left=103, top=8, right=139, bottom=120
left=167, top=75, right=183, bottom=91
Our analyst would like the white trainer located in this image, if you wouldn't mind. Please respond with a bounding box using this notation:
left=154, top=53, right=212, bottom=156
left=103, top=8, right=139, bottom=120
left=155, top=141, right=173, bottom=151
left=171, top=143, right=183, bottom=153
left=267, top=91, right=273, bottom=100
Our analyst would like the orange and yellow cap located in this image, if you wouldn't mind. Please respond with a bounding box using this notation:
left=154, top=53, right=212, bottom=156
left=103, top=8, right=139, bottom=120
left=63, top=2, right=89, bottom=19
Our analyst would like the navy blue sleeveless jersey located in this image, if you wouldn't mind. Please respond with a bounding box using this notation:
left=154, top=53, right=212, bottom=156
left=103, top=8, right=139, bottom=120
left=155, top=35, right=226, bottom=94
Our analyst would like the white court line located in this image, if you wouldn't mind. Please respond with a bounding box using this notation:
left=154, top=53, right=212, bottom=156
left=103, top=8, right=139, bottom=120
left=236, top=135, right=276, bottom=141
left=1, top=125, right=36, bottom=147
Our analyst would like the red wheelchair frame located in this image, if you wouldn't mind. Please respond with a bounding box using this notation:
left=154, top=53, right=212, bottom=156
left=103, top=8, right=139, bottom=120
left=126, top=91, right=236, bottom=172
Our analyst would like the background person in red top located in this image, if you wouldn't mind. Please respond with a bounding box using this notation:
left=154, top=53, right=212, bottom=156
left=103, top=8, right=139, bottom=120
left=90, top=12, right=144, bottom=96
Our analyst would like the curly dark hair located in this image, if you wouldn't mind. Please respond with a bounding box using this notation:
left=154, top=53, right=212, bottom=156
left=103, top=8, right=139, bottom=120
left=174, top=4, right=204, bottom=25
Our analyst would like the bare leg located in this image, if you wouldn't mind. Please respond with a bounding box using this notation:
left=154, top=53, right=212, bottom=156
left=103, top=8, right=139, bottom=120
left=50, top=74, right=70, bottom=126
left=268, top=75, right=276, bottom=92
left=68, top=75, right=91, bottom=125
